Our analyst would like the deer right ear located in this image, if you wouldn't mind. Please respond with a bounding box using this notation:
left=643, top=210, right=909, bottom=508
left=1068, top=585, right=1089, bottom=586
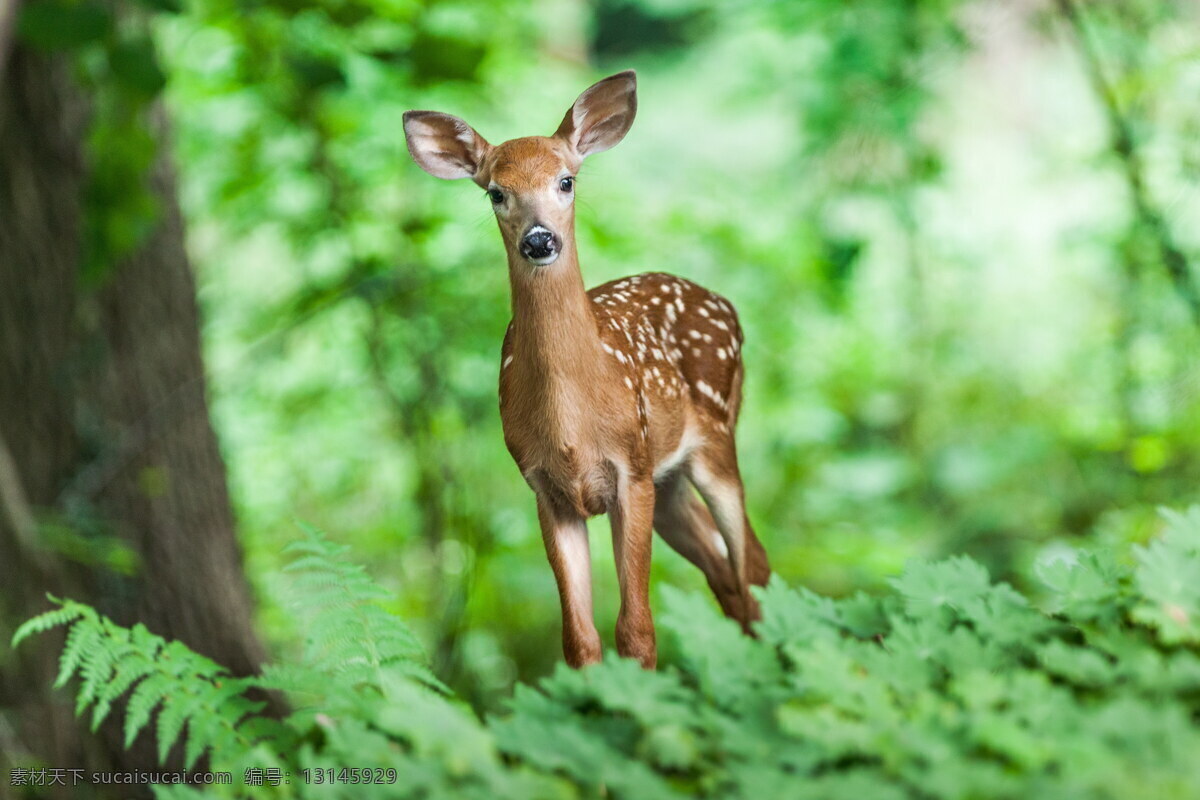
left=403, top=111, right=492, bottom=181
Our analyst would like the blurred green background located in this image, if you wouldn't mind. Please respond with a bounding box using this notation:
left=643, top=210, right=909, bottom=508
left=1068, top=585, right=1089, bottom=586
left=115, top=0, right=1200, bottom=708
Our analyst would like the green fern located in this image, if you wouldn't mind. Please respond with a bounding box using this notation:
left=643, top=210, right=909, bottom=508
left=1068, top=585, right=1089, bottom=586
left=10, top=597, right=85, bottom=648
left=13, top=598, right=270, bottom=770
left=12, top=524, right=452, bottom=795
left=14, top=512, right=1200, bottom=799
left=257, top=523, right=446, bottom=722
left=279, top=524, right=441, bottom=686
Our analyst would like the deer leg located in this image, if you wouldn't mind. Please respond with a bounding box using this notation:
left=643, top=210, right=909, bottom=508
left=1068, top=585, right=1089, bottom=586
left=653, top=472, right=747, bottom=627
left=687, top=442, right=770, bottom=630
left=537, top=496, right=601, bottom=667
left=609, top=474, right=657, bottom=668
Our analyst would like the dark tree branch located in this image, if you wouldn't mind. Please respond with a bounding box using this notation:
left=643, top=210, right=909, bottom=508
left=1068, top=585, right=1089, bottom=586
left=1054, top=0, right=1200, bottom=329
left=0, top=425, right=51, bottom=572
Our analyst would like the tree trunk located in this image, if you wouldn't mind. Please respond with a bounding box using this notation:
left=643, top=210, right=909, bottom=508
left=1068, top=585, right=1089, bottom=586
left=0, top=44, right=265, bottom=797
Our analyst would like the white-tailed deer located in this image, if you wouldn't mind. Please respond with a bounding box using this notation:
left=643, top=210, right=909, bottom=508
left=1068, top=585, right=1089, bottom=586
left=403, top=71, right=769, bottom=668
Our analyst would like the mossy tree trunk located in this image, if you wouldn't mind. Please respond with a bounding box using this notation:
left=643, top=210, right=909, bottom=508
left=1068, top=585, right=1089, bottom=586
left=0, top=43, right=265, bottom=798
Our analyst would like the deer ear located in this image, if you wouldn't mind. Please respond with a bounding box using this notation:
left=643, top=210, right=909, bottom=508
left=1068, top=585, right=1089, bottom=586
left=403, top=110, right=492, bottom=181
left=554, top=70, right=637, bottom=159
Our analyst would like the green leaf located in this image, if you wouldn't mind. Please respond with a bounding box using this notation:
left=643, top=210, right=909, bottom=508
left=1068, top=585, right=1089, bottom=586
left=409, top=31, right=486, bottom=86
left=888, top=556, right=993, bottom=621
left=17, top=1, right=112, bottom=51
left=56, top=621, right=100, bottom=689
left=286, top=53, right=346, bottom=92
left=753, top=576, right=843, bottom=648
left=837, top=591, right=890, bottom=638
left=130, top=0, right=183, bottom=13
left=10, top=600, right=84, bottom=648
left=108, top=38, right=168, bottom=97
left=124, top=674, right=169, bottom=748
left=1036, top=551, right=1126, bottom=620
left=156, top=692, right=193, bottom=764
left=660, top=586, right=782, bottom=708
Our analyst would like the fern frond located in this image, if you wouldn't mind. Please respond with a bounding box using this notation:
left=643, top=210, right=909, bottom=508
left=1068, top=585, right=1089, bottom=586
left=280, top=523, right=445, bottom=695
left=156, top=689, right=201, bottom=764
left=56, top=617, right=102, bottom=690
left=92, top=649, right=156, bottom=731
left=16, top=598, right=274, bottom=773
left=10, top=597, right=85, bottom=648
left=124, top=673, right=172, bottom=748
left=76, top=619, right=126, bottom=717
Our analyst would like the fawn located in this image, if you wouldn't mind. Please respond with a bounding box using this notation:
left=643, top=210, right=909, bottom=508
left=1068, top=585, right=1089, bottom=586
left=403, top=71, right=770, bottom=668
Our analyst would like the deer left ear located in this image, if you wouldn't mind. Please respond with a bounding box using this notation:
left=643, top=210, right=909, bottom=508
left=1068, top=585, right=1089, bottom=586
left=554, top=70, right=637, bottom=159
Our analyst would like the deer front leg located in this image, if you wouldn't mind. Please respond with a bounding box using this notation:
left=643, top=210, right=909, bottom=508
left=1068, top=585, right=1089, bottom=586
left=537, top=496, right=602, bottom=667
left=609, top=473, right=657, bottom=668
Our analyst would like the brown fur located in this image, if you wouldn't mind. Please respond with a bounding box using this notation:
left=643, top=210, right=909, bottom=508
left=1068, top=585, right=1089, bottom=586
left=404, top=72, right=771, bottom=668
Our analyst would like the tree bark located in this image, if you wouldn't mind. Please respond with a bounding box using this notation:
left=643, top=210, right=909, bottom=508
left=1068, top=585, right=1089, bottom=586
left=0, top=44, right=265, bottom=798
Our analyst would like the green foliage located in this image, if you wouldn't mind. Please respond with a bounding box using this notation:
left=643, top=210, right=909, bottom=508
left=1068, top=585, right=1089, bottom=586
left=156, top=0, right=1200, bottom=711
left=30, top=0, right=1199, bottom=716
left=17, top=511, right=1200, bottom=798
left=15, top=599, right=268, bottom=769
left=17, top=0, right=114, bottom=51
left=17, top=0, right=178, bottom=279
left=263, top=524, right=447, bottom=704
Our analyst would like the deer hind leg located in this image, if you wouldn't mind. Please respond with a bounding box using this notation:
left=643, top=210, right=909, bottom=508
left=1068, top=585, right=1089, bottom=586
left=537, top=496, right=602, bottom=667
left=653, top=471, right=748, bottom=628
left=686, top=439, right=771, bottom=631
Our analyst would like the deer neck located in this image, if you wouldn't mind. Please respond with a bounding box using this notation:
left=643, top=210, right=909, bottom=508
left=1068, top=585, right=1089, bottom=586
left=506, top=240, right=605, bottom=393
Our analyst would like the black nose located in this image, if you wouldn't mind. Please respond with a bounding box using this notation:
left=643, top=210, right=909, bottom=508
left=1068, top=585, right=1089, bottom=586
left=520, top=227, right=558, bottom=260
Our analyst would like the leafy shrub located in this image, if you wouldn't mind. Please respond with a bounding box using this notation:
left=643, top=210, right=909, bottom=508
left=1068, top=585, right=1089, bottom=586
left=15, top=511, right=1200, bottom=799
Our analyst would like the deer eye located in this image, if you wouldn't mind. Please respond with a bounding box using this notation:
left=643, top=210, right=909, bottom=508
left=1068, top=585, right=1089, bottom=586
left=488, top=189, right=505, bottom=204
left=559, top=177, right=574, bottom=193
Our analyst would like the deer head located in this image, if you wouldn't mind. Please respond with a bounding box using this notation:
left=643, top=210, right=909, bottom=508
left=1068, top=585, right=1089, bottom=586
left=403, top=71, right=637, bottom=267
